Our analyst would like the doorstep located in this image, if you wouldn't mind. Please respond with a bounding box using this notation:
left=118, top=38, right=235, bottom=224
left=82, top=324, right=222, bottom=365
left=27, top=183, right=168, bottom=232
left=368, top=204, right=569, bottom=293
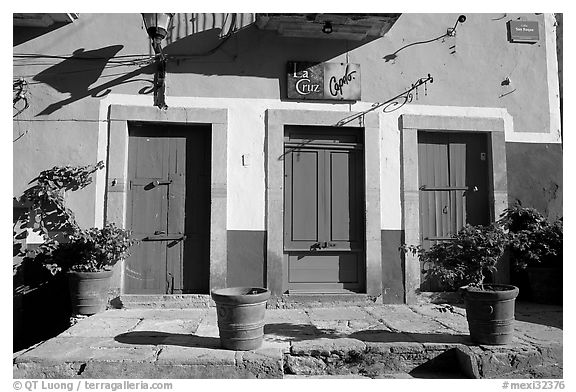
left=111, top=294, right=214, bottom=309
left=112, top=293, right=381, bottom=310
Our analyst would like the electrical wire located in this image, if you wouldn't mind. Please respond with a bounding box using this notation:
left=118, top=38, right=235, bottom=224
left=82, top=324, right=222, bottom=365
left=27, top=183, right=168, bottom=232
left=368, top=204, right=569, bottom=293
left=13, top=14, right=241, bottom=87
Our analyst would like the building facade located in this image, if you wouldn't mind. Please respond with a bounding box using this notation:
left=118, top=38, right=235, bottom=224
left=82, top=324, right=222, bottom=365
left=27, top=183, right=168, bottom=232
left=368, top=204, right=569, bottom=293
left=13, top=13, right=562, bottom=304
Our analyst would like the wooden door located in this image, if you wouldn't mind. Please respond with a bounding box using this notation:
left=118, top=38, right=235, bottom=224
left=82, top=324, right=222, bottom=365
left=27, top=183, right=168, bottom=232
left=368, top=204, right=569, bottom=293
left=125, top=123, right=211, bottom=294
left=283, top=127, right=364, bottom=293
left=418, top=132, right=490, bottom=290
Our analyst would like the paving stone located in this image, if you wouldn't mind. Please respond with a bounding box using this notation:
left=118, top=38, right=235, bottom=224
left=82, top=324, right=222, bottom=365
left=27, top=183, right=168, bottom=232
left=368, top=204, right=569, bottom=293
left=263, top=320, right=320, bottom=342
left=284, top=374, right=372, bottom=379
left=15, top=337, right=158, bottom=363
left=157, top=345, right=236, bottom=365
left=409, top=304, right=470, bottom=333
left=365, top=342, right=422, bottom=355
left=373, top=373, right=414, bottom=379
left=310, top=320, right=353, bottom=335
left=291, top=337, right=366, bottom=357
left=194, top=323, right=220, bottom=338
left=237, top=348, right=284, bottom=378
left=161, top=334, right=221, bottom=348
left=306, top=306, right=373, bottom=321
left=285, top=355, right=327, bottom=375
left=514, top=320, right=563, bottom=344
left=201, top=309, right=218, bottom=325
left=97, top=308, right=209, bottom=320
left=365, top=305, right=454, bottom=334
left=265, top=308, right=310, bottom=323
left=349, top=329, right=412, bottom=343
left=261, top=334, right=292, bottom=351
left=131, top=319, right=201, bottom=335
left=57, top=317, right=141, bottom=338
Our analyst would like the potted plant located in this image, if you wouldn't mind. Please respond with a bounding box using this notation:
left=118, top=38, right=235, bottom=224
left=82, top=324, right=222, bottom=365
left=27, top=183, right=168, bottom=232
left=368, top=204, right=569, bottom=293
left=44, top=223, right=135, bottom=315
left=14, top=161, right=135, bottom=315
left=499, top=204, right=563, bottom=304
left=403, top=223, right=519, bottom=345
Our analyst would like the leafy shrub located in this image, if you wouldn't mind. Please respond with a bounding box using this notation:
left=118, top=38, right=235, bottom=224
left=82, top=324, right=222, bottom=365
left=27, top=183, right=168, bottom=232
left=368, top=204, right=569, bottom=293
left=16, top=161, right=105, bottom=238
left=44, top=223, right=136, bottom=273
left=14, top=161, right=135, bottom=275
left=401, top=223, right=508, bottom=291
left=400, top=204, right=563, bottom=291
left=499, top=204, right=563, bottom=270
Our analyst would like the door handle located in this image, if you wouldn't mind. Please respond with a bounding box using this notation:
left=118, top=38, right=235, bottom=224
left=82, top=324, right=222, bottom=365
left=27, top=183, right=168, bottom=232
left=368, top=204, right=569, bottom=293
left=153, top=180, right=172, bottom=186
left=310, top=242, right=322, bottom=251
left=143, top=233, right=187, bottom=241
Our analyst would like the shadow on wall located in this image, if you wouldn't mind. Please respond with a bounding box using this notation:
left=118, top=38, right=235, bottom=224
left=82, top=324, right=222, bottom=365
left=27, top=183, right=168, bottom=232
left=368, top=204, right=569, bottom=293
left=30, top=23, right=379, bottom=116
left=32, top=45, right=159, bottom=116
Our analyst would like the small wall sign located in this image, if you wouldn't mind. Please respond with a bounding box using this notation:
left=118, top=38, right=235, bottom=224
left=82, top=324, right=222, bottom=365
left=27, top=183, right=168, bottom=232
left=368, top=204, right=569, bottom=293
left=287, top=61, right=361, bottom=100
left=508, top=20, right=539, bottom=43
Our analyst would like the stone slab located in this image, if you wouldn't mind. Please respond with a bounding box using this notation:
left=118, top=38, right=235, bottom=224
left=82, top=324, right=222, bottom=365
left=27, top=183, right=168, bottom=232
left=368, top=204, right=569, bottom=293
left=58, top=317, right=141, bottom=338
left=264, top=308, right=310, bottom=323
left=365, top=305, right=454, bottom=334
left=15, top=337, right=158, bottom=363
left=237, top=348, right=285, bottom=378
left=157, top=345, right=236, bottom=365
left=409, top=304, right=470, bottom=333
left=306, top=306, right=374, bottom=321
left=291, top=338, right=366, bottom=356
left=98, top=308, right=209, bottom=320
left=131, top=319, right=201, bottom=335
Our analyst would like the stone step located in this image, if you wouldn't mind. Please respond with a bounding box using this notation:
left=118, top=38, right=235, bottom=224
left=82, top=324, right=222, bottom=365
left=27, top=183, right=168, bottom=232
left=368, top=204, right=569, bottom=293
left=112, top=294, right=381, bottom=310
left=111, top=295, right=214, bottom=309
left=284, top=338, right=472, bottom=378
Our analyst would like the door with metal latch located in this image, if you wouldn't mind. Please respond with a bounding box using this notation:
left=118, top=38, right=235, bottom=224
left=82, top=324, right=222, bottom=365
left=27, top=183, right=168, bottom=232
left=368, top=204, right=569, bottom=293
left=125, top=123, right=211, bottom=294
left=418, top=131, right=490, bottom=290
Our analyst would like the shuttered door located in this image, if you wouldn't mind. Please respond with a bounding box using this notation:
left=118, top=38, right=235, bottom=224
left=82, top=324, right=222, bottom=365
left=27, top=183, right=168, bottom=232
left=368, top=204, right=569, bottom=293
left=125, top=123, right=211, bottom=294
left=284, top=127, right=365, bottom=293
left=418, top=132, right=490, bottom=290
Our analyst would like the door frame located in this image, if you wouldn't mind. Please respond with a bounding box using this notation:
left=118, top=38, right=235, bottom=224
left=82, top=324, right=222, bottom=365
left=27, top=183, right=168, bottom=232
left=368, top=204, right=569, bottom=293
left=265, top=109, right=381, bottom=296
left=399, top=114, right=508, bottom=303
left=104, top=105, right=228, bottom=293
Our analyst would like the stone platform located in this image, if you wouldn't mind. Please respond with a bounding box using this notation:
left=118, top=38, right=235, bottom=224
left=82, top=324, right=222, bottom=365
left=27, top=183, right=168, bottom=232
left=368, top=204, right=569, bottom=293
left=13, top=302, right=562, bottom=379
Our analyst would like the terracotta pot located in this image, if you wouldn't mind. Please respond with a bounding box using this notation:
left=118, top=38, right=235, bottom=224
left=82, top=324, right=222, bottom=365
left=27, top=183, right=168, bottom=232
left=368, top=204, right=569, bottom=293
left=211, top=287, right=271, bottom=351
left=67, top=270, right=113, bottom=315
left=462, top=284, right=519, bottom=345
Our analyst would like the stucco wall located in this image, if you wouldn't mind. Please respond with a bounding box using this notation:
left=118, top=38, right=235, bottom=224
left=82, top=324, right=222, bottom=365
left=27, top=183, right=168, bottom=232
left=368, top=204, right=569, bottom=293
left=13, top=13, right=562, bottom=297
left=14, top=13, right=561, bottom=225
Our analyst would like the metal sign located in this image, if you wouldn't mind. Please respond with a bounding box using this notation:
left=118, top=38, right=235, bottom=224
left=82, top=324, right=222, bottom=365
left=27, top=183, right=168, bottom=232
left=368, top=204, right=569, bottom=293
left=508, top=20, right=539, bottom=43
left=287, top=61, right=361, bottom=100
